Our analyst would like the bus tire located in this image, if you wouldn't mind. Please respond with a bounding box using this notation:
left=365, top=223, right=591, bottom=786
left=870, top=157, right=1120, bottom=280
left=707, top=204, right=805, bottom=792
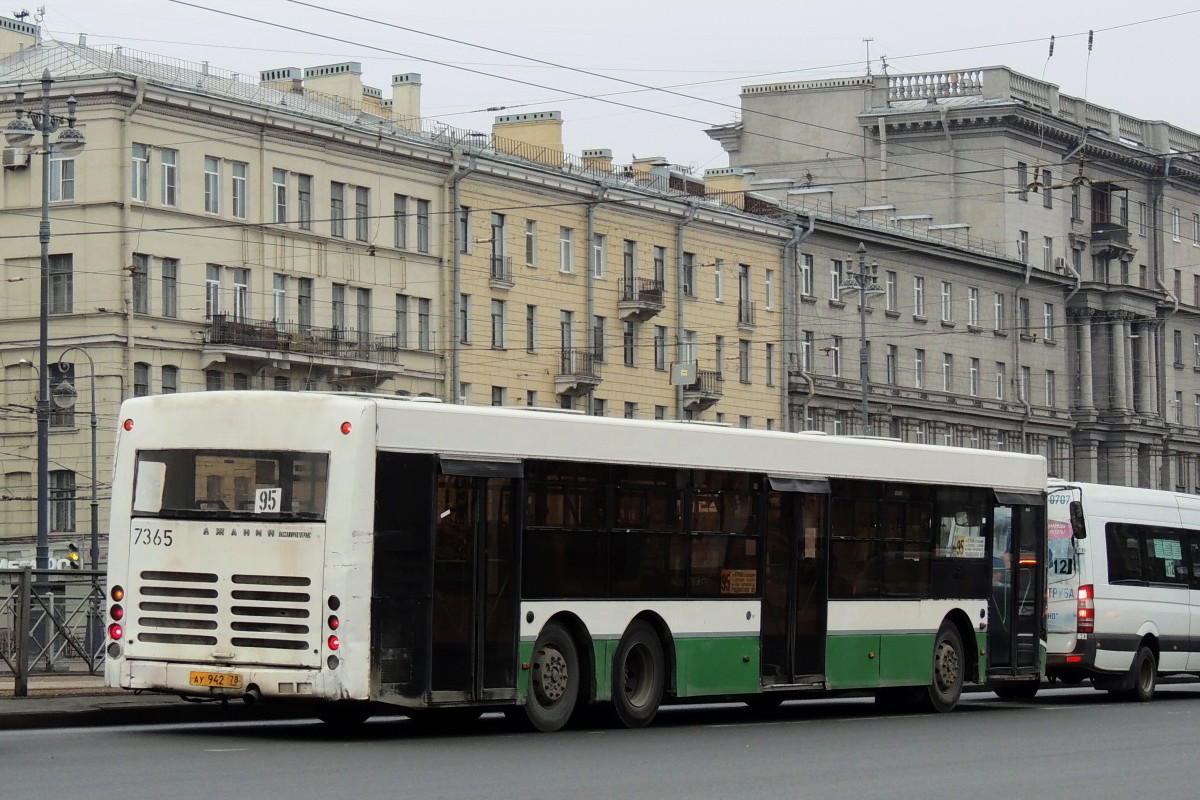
left=611, top=621, right=665, bottom=729
left=1126, top=646, right=1158, bottom=702
left=525, top=622, right=580, bottom=732
left=926, top=623, right=964, bottom=713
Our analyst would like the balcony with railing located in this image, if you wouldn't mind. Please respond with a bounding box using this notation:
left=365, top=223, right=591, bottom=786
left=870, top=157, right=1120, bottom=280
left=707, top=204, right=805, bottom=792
left=1090, top=221, right=1135, bottom=262
left=555, top=348, right=601, bottom=396
left=682, top=368, right=723, bottom=411
left=617, top=277, right=665, bottom=322
left=204, top=313, right=402, bottom=367
left=489, top=255, right=514, bottom=289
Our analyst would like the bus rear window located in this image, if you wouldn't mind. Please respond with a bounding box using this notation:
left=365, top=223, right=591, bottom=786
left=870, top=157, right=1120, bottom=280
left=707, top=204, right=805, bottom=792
left=133, top=449, right=329, bottom=521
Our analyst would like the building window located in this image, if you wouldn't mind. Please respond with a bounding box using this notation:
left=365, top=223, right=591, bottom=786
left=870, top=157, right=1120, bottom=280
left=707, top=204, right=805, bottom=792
left=885, top=270, right=897, bottom=311
left=417, top=298, right=431, bottom=349
left=967, top=287, right=979, bottom=326
left=714, top=258, right=724, bottom=301
left=49, top=254, right=72, bottom=314
left=591, top=233, right=606, bottom=279
left=161, top=258, right=178, bottom=318
left=491, top=300, right=506, bottom=349
left=298, top=174, right=313, bottom=230
left=830, top=337, right=841, bottom=377
left=161, top=365, right=178, bottom=394
left=49, top=470, right=76, bottom=532
left=559, top=227, right=574, bottom=273
left=205, top=370, right=223, bottom=391
left=297, top=277, right=312, bottom=330
left=942, top=353, right=953, bottom=392
left=274, top=376, right=290, bottom=392
left=1138, top=201, right=1147, bottom=236
left=523, top=219, right=537, bottom=266
left=203, top=156, right=220, bottom=213
left=416, top=199, right=431, bottom=253
left=49, top=151, right=74, bottom=202
left=800, top=253, right=814, bottom=296
left=526, top=305, right=537, bottom=352
left=654, top=326, right=667, bottom=371
left=913, top=276, right=925, bottom=317
left=969, top=358, right=980, bottom=396
left=458, top=293, right=470, bottom=343
left=355, top=186, right=370, bottom=242
left=1016, top=161, right=1027, bottom=199
left=1042, top=169, right=1053, bottom=208
left=593, top=315, right=606, bottom=362
left=272, top=274, right=287, bottom=322
left=914, top=349, right=925, bottom=389
left=714, top=336, right=724, bottom=378
left=623, top=321, right=635, bottom=366
left=1017, top=230, right=1029, bottom=263
left=458, top=206, right=471, bottom=253
left=1173, top=207, right=1181, bottom=242
left=683, top=253, right=697, bottom=297
left=332, top=284, right=347, bottom=334
left=1071, top=184, right=1081, bottom=220
left=134, top=362, right=151, bottom=397
left=330, top=182, right=345, bottom=237
left=131, top=253, right=149, bottom=314
left=491, top=386, right=505, bottom=407
left=132, top=144, right=149, bottom=202
left=48, top=363, right=74, bottom=427
left=160, top=149, right=177, bottom=206
left=624, top=402, right=637, bottom=419
left=765, top=342, right=775, bottom=386
left=231, top=162, right=247, bottom=219
left=593, top=398, right=607, bottom=417
left=830, top=259, right=843, bottom=300
left=272, top=168, right=288, bottom=223
left=232, top=268, right=249, bottom=322
left=995, top=362, right=1006, bottom=399
left=940, top=281, right=952, bottom=322
left=395, top=294, right=409, bottom=349
left=1043, top=303, right=1055, bottom=340
left=885, top=344, right=898, bottom=384
left=356, top=288, right=371, bottom=344
left=801, top=331, right=813, bottom=372
left=1046, top=370, right=1056, bottom=407
left=993, top=292, right=1005, bottom=331
left=233, top=373, right=250, bottom=391
left=765, top=269, right=775, bottom=310
left=393, top=194, right=408, bottom=248
left=1043, top=236, right=1053, bottom=270
left=1020, top=366, right=1031, bottom=402
left=653, top=246, right=666, bottom=286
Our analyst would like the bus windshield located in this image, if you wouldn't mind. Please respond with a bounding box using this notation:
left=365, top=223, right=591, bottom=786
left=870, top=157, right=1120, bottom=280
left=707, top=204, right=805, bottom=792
left=132, top=448, right=329, bottom=521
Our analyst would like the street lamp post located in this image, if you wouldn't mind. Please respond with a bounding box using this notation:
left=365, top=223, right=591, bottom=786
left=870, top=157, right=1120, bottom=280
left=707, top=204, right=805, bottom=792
left=56, top=347, right=97, bottom=570
left=5, top=70, right=86, bottom=570
left=839, top=243, right=886, bottom=436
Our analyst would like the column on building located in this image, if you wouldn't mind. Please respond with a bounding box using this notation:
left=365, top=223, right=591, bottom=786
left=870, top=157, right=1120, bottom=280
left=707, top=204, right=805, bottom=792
left=1073, top=309, right=1095, bottom=411
left=1110, top=314, right=1129, bottom=412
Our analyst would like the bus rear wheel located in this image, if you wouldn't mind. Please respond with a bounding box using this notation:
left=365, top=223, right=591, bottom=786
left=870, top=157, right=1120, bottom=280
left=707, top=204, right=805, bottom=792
left=525, top=622, right=580, bottom=732
left=612, top=621, right=665, bottom=728
left=926, top=623, right=964, bottom=713
left=1111, top=645, right=1157, bottom=702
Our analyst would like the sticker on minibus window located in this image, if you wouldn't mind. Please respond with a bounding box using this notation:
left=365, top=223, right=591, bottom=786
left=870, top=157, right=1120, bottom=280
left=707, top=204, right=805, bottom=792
left=255, top=487, right=282, bottom=514
left=134, top=461, right=166, bottom=514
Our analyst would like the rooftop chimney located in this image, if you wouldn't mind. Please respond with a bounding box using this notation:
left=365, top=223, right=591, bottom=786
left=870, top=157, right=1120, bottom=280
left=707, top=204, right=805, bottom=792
left=704, top=166, right=756, bottom=209
left=303, top=62, right=364, bottom=107
left=492, top=111, right=563, bottom=167
left=581, top=148, right=613, bottom=173
left=260, top=67, right=303, bottom=94
left=391, top=73, right=422, bottom=131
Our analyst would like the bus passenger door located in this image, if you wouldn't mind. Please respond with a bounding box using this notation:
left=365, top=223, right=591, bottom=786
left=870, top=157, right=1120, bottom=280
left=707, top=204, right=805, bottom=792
left=430, top=461, right=519, bottom=703
left=762, top=479, right=827, bottom=685
left=987, top=497, right=1045, bottom=677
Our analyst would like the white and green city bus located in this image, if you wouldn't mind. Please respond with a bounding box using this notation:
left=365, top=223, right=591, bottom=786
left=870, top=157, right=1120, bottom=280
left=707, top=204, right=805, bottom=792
left=104, top=392, right=1045, bottom=729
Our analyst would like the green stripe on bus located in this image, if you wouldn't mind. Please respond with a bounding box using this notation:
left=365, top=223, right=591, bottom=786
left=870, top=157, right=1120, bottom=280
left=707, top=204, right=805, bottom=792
left=673, top=635, right=761, bottom=697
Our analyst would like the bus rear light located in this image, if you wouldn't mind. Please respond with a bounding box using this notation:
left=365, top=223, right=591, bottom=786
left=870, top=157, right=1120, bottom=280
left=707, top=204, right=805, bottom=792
left=1077, top=583, right=1095, bottom=634
left=327, top=595, right=341, bottom=611
left=110, top=604, right=124, bottom=621
left=123, top=419, right=134, bottom=431
left=327, top=635, right=340, bottom=651
left=110, top=585, right=124, bottom=602
left=1066, top=655, right=1083, bottom=663
left=340, top=421, right=352, bottom=435
left=327, top=615, right=339, bottom=630
left=108, top=623, right=123, bottom=640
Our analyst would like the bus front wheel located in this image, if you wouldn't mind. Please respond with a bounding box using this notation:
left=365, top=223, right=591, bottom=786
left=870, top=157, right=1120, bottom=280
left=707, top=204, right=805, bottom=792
left=612, top=621, right=665, bottom=728
left=525, top=622, right=581, bottom=732
left=926, top=623, right=964, bottom=713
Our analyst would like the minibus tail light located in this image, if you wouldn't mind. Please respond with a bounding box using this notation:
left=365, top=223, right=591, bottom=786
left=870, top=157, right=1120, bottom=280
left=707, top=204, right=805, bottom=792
left=1077, top=584, right=1095, bottom=634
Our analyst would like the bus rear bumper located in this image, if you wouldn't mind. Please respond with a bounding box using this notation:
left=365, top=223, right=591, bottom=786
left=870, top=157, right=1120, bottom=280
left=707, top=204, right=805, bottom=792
left=116, top=659, right=364, bottom=702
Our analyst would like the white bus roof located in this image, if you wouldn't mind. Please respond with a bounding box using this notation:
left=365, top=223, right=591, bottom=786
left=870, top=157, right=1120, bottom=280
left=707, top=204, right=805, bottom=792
left=119, top=392, right=1046, bottom=492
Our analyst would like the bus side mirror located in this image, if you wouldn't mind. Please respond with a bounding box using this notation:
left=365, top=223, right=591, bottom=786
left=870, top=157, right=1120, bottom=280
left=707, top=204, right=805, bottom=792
left=1069, top=501, right=1086, bottom=539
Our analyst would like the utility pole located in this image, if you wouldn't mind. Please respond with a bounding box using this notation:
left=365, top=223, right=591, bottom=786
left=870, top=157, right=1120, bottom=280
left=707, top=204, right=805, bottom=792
left=839, top=243, right=885, bottom=435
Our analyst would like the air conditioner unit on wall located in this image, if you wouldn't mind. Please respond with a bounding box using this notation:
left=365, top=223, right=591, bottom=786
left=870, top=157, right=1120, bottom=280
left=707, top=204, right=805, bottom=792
left=1053, top=256, right=1067, bottom=274
left=2, top=148, right=30, bottom=169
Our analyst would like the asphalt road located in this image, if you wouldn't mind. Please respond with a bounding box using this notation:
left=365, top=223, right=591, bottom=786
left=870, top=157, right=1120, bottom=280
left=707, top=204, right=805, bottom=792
left=5, top=686, right=1200, bottom=800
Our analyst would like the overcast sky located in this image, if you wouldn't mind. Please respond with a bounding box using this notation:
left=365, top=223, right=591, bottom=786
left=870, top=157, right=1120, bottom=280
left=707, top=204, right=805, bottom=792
left=26, top=1, right=1200, bottom=171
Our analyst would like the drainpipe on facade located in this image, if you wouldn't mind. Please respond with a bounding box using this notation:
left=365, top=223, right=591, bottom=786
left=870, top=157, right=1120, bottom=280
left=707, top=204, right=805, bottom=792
left=447, top=150, right=476, bottom=403
left=782, top=216, right=815, bottom=431
left=121, top=77, right=147, bottom=394
left=675, top=200, right=699, bottom=420
left=585, top=186, right=608, bottom=415
left=1153, top=155, right=1178, bottom=485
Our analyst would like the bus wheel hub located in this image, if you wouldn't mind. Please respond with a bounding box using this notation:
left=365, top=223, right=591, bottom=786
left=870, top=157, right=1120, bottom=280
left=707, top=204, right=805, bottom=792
left=533, top=647, right=568, bottom=703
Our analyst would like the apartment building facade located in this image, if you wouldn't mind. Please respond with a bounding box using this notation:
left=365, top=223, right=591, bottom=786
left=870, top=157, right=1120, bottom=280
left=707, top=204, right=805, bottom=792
left=708, top=67, right=1200, bottom=490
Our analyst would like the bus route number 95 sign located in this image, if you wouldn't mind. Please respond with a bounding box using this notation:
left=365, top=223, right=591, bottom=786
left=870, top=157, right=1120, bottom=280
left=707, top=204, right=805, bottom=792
left=255, top=488, right=282, bottom=514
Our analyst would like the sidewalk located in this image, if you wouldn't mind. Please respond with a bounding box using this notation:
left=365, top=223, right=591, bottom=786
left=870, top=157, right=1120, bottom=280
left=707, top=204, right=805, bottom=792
left=0, top=674, right=313, bottom=729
